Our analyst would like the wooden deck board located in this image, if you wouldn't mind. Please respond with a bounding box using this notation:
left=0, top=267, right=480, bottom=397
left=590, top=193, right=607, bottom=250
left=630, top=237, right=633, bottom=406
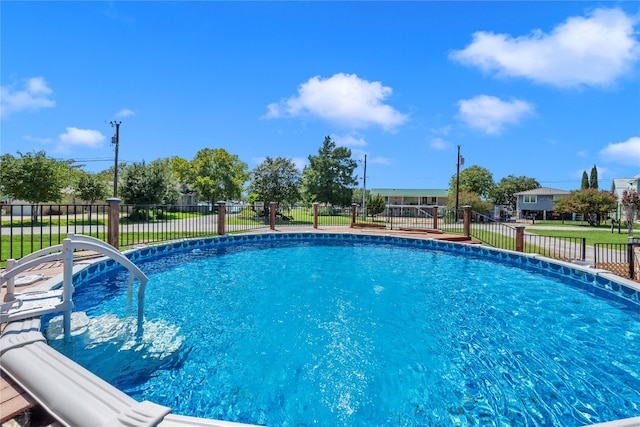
left=0, top=370, right=37, bottom=423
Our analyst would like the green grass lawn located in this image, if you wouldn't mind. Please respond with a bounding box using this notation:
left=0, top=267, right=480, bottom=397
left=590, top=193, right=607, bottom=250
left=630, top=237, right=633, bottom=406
left=525, top=228, right=637, bottom=246
left=0, top=231, right=213, bottom=266
left=228, top=209, right=353, bottom=226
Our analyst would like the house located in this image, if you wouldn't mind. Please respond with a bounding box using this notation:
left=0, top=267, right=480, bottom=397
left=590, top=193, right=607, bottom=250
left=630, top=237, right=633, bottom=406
left=368, top=188, right=448, bottom=217
left=514, top=187, right=570, bottom=220
left=612, top=174, right=640, bottom=222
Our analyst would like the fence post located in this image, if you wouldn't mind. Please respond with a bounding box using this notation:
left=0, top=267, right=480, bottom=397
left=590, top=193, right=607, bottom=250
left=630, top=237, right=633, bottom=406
left=432, top=206, right=438, bottom=230
left=629, top=236, right=636, bottom=280
left=463, top=206, right=471, bottom=239
left=515, top=226, right=525, bottom=252
left=107, top=198, right=121, bottom=249
left=217, top=202, right=226, bottom=236
left=313, top=202, right=319, bottom=229
left=351, top=203, right=357, bottom=227
left=270, top=202, right=277, bottom=230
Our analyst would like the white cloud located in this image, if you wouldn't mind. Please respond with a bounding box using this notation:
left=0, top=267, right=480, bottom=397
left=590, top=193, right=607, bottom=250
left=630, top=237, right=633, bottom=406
left=58, top=127, right=106, bottom=152
left=333, top=134, right=368, bottom=148
left=430, top=137, right=449, bottom=150
left=457, top=95, right=534, bottom=135
left=115, top=108, right=135, bottom=118
left=23, top=135, right=55, bottom=145
left=599, top=136, right=640, bottom=166
left=0, top=77, right=55, bottom=119
left=430, top=125, right=452, bottom=136
left=577, top=150, right=588, bottom=157
left=264, top=73, right=408, bottom=131
left=450, top=8, right=640, bottom=88
left=369, top=156, right=391, bottom=165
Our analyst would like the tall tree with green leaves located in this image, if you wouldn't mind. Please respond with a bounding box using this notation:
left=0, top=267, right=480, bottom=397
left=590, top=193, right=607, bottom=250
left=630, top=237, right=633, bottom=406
left=446, top=190, right=494, bottom=214
left=0, top=151, right=75, bottom=221
left=589, top=165, right=599, bottom=189
left=73, top=171, right=110, bottom=223
left=74, top=171, right=110, bottom=204
left=181, top=148, right=249, bottom=205
left=301, top=136, right=358, bottom=206
left=490, top=175, right=540, bottom=213
left=581, top=171, right=590, bottom=189
left=248, top=157, right=301, bottom=210
left=120, top=159, right=179, bottom=209
left=554, top=189, right=617, bottom=226
left=448, top=165, right=494, bottom=200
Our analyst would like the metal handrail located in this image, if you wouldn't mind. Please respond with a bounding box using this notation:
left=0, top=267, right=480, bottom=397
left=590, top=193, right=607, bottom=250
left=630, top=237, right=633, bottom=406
left=1, top=233, right=148, bottom=341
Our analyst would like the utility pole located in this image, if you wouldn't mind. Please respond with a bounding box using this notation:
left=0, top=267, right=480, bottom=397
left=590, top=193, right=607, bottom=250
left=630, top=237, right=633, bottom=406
left=109, top=121, right=121, bottom=197
left=455, top=145, right=463, bottom=220
left=361, top=154, right=367, bottom=220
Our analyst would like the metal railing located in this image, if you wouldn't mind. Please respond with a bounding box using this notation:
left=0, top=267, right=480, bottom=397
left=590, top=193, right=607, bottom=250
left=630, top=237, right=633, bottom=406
left=1, top=203, right=635, bottom=279
left=523, top=234, right=586, bottom=262
left=594, top=240, right=640, bottom=280
left=1, top=204, right=109, bottom=261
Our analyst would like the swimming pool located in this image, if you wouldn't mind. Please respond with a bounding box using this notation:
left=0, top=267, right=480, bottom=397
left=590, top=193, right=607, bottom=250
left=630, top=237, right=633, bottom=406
left=43, top=233, right=640, bottom=426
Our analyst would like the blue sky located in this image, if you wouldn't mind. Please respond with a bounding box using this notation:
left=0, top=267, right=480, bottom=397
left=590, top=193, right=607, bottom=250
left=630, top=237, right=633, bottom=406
left=1, top=1, right=639, bottom=192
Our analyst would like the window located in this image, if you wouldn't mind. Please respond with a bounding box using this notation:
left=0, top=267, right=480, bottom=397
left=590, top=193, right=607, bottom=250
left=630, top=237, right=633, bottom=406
left=523, top=195, right=537, bottom=203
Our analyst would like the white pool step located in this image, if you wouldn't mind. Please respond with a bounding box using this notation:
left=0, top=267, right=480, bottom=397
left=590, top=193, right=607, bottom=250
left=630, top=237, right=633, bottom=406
left=0, top=289, right=68, bottom=324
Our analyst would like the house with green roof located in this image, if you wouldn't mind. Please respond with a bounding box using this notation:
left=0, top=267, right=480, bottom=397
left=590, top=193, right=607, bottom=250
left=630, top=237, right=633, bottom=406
left=368, top=188, right=448, bottom=217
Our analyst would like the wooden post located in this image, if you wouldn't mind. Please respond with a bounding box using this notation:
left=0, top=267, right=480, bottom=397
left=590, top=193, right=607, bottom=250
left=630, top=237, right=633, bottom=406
left=432, top=206, right=438, bottom=230
left=106, top=198, right=121, bottom=249
left=463, top=205, right=471, bottom=239
left=313, top=202, right=319, bottom=229
left=515, top=226, right=525, bottom=252
left=351, top=203, right=357, bottom=227
left=217, top=202, right=226, bottom=236
left=270, top=202, right=277, bottom=230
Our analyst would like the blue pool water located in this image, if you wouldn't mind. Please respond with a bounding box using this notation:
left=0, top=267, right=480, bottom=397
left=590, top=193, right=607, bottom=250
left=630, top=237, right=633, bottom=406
left=45, top=235, right=640, bottom=426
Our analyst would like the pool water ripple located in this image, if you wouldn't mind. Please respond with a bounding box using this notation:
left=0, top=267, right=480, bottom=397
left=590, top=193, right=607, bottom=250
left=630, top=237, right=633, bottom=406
left=46, top=239, right=640, bottom=426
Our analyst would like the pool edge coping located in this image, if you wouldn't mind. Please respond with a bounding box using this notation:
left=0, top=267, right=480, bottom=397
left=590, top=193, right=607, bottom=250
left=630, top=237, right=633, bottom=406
left=2, top=231, right=639, bottom=427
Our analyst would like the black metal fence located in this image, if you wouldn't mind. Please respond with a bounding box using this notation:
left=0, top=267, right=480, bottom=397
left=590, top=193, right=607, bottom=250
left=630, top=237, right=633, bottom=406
left=1, top=203, right=636, bottom=279
left=523, top=234, right=586, bottom=262
left=594, top=241, right=640, bottom=280
left=1, top=203, right=110, bottom=261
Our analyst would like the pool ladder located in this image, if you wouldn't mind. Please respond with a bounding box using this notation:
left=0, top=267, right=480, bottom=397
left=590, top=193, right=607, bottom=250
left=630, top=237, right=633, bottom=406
left=1, top=233, right=148, bottom=342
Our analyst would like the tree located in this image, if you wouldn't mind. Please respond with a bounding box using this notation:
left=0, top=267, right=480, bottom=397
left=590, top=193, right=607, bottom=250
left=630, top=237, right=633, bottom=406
left=366, top=193, right=386, bottom=218
left=351, top=188, right=370, bottom=205
left=301, top=136, right=358, bottom=207
left=73, top=171, right=110, bottom=223
left=448, top=165, right=494, bottom=200
left=490, top=175, right=540, bottom=213
left=248, top=157, right=301, bottom=211
left=74, top=171, right=110, bottom=204
left=581, top=171, right=590, bottom=190
left=589, top=165, right=599, bottom=190
left=181, top=148, right=249, bottom=205
left=621, top=189, right=640, bottom=235
left=96, top=162, right=128, bottom=196
left=554, top=189, right=617, bottom=226
left=120, top=159, right=180, bottom=212
left=0, top=151, right=74, bottom=221
left=446, top=190, right=493, bottom=214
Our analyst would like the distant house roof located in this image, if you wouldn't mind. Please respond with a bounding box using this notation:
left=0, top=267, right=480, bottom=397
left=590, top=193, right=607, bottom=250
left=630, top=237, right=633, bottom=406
left=612, top=177, right=639, bottom=198
left=368, top=188, right=448, bottom=197
left=514, top=187, right=570, bottom=196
